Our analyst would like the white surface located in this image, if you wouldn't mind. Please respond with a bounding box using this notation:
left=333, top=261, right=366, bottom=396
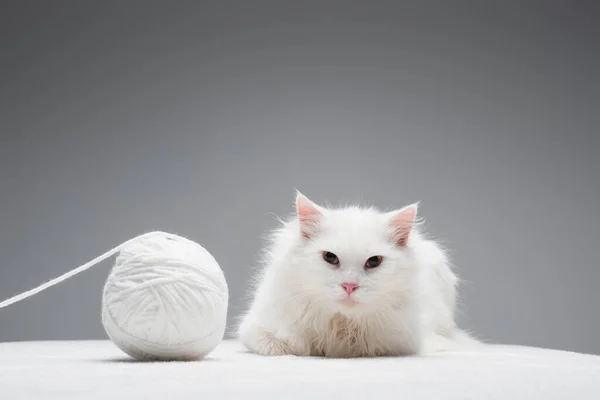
left=0, top=340, right=599, bottom=399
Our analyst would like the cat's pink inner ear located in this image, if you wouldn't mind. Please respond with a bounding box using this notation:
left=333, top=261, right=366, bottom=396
left=389, top=204, right=418, bottom=246
left=296, top=194, right=322, bottom=238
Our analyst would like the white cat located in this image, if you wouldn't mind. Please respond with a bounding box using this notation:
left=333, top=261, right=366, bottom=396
left=237, top=192, right=478, bottom=358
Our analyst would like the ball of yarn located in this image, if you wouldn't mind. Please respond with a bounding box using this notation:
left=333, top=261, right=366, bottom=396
left=101, top=232, right=228, bottom=361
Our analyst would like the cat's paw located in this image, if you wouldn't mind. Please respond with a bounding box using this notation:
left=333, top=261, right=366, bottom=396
left=257, top=332, right=309, bottom=356
left=240, top=326, right=309, bottom=357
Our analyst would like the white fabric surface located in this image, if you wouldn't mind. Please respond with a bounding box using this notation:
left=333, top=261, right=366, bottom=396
left=0, top=340, right=598, bottom=399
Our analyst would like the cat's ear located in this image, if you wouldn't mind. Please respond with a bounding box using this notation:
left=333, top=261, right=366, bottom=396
left=295, top=191, right=324, bottom=239
left=387, top=203, right=419, bottom=247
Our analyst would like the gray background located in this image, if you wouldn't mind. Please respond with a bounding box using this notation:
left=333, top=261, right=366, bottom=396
left=1, top=1, right=599, bottom=354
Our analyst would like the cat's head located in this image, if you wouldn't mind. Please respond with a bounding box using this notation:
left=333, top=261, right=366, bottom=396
left=281, top=191, right=422, bottom=316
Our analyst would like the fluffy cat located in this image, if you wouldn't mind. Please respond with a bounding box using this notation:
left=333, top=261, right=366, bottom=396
left=237, top=192, right=478, bottom=358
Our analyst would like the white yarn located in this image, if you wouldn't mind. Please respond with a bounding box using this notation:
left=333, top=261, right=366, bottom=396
left=0, top=231, right=229, bottom=362
left=102, top=232, right=228, bottom=361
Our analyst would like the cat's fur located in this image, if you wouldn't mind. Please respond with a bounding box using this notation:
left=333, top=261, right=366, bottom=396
left=237, top=192, right=478, bottom=358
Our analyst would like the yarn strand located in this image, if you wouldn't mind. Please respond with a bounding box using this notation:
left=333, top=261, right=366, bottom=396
left=0, top=231, right=164, bottom=309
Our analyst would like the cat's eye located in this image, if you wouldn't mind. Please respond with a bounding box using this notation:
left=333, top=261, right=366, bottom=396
left=365, top=255, right=383, bottom=269
left=322, top=251, right=340, bottom=266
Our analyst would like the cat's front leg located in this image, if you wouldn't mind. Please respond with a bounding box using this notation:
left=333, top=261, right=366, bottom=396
left=238, top=319, right=310, bottom=357
left=256, top=330, right=310, bottom=357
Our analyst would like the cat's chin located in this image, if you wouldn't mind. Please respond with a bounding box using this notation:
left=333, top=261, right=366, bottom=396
left=331, top=301, right=366, bottom=318
left=332, top=297, right=381, bottom=317
left=340, top=298, right=357, bottom=306
left=335, top=297, right=361, bottom=311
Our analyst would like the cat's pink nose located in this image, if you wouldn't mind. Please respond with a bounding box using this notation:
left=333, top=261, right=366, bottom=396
left=341, top=282, right=359, bottom=295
